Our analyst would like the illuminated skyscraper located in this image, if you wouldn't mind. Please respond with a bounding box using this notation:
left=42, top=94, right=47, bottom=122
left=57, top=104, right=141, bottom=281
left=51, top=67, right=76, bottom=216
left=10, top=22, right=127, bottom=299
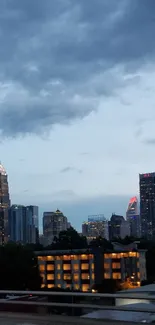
left=126, top=196, right=140, bottom=238
left=82, top=215, right=109, bottom=240
left=140, top=173, right=155, bottom=240
left=0, top=163, right=10, bottom=244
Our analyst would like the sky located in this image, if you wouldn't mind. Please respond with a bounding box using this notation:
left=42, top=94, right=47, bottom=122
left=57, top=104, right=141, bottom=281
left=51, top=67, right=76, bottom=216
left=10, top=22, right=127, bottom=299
left=0, top=0, right=155, bottom=231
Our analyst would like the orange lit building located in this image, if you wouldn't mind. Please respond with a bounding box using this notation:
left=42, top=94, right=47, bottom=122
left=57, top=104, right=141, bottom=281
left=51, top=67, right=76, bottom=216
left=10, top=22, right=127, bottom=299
left=36, top=247, right=146, bottom=292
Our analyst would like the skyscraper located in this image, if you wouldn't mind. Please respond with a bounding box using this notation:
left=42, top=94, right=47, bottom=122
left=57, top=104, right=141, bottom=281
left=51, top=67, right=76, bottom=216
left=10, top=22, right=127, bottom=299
left=140, top=172, right=155, bottom=240
left=43, top=209, right=68, bottom=246
left=0, top=163, right=10, bottom=244
left=8, top=205, right=39, bottom=244
left=82, top=215, right=109, bottom=240
left=126, top=196, right=140, bottom=238
left=108, top=214, right=130, bottom=241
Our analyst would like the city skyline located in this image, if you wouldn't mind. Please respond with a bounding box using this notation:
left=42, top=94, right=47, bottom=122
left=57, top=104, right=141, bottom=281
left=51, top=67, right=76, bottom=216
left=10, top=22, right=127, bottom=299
left=0, top=1, right=155, bottom=230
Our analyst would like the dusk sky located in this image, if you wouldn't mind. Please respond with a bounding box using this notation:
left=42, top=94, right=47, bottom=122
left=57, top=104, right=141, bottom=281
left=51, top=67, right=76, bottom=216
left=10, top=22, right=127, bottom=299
left=0, top=0, right=155, bottom=231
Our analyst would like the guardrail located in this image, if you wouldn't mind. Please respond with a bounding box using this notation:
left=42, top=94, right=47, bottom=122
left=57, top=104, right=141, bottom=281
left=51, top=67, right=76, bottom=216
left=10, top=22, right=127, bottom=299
left=0, top=290, right=154, bottom=312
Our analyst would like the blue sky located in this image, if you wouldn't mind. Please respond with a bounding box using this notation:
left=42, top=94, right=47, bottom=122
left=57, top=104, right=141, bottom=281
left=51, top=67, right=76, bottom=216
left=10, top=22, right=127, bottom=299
left=0, top=0, right=155, bottom=231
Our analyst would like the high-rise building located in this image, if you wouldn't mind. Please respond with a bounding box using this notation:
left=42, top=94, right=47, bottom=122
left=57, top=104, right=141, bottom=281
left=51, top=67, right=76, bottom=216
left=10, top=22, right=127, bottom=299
left=126, top=196, right=140, bottom=238
left=108, top=214, right=130, bottom=241
left=8, top=204, right=39, bottom=244
left=43, top=209, right=68, bottom=246
left=140, top=172, right=155, bottom=240
left=0, top=163, right=10, bottom=244
left=82, top=215, right=109, bottom=241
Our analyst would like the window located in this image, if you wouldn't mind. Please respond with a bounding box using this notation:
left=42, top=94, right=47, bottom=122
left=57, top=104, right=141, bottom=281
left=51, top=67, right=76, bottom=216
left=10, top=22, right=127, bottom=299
left=64, top=274, right=71, bottom=280
left=63, top=255, right=71, bottom=261
left=73, top=264, right=79, bottom=271
left=47, top=274, right=54, bottom=280
left=92, top=273, right=95, bottom=280
left=47, top=264, right=54, bottom=271
left=47, top=256, right=54, bottom=261
left=112, top=253, right=121, bottom=258
left=81, top=274, right=90, bottom=280
left=39, top=265, right=45, bottom=272
left=137, top=262, right=140, bottom=268
left=104, top=263, right=110, bottom=269
left=63, top=264, right=71, bottom=271
left=55, top=256, right=62, bottom=260
left=56, top=264, right=61, bottom=270
left=70, top=255, right=78, bottom=260
left=81, top=263, right=89, bottom=270
left=104, top=273, right=111, bottom=279
left=73, top=274, right=79, bottom=281
left=82, top=284, right=89, bottom=292
left=80, top=254, right=88, bottom=260
left=91, top=263, right=94, bottom=270
left=38, top=256, right=46, bottom=261
left=129, top=252, right=137, bottom=257
left=104, top=254, right=112, bottom=259
left=74, top=284, right=80, bottom=290
left=47, top=284, right=54, bottom=288
left=57, top=273, right=61, bottom=280
left=112, top=263, right=120, bottom=269
left=112, top=273, right=121, bottom=279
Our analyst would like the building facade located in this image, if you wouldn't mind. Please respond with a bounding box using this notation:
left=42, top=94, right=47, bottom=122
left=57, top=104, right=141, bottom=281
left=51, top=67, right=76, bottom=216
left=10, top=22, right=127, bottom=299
left=108, top=214, right=130, bottom=241
left=82, top=215, right=109, bottom=241
left=36, top=247, right=146, bottom=291
left=43, top=209, right=68, bottom=246
left=8, top=204, right=39, bottom=244
left=0, top=163, right=10, bottom=244
left=140, top=173, right=155, bottom=239
left=126, top=197, right=140, bottom=238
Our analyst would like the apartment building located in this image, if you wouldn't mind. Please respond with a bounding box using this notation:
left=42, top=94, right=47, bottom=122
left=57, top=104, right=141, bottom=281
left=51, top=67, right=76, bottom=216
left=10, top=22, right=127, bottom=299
left=36, top=247, right=146, bottom=292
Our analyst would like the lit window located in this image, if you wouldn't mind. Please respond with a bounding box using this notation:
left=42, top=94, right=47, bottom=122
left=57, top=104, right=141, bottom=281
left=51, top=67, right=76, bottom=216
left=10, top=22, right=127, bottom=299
left=80, top=254, right=88, bottom=260
left=112, top=273, right=121, bottom=279
left=82, top=284, right=89, bottom=292
left=104, top=263, right=110, bottom=269
left=73, top=264, right=79, bottom=271
left=47, top=274, right=54, bottom=280
left=73, top=274, right=79, bottom=281
left=47, top=264, right=54, bottom=271
left=38, top=256, right=46, bottom=261
left=129, top=252, right=137, bottom=257
left=47, top=284, right=54, bottom=288
left=64, top=274, right=71, bottom=280
left=57, top=273, right=61, bottom=280
left=47, top=256, right=54, bottom=261
left=55, top=256, right=62, bottom=260
left=63, top=264, right=71, bottom=271
left=39, top=265, right=45, bottom=272
left=112, top=253, right=121, bottom=258
left=112, top=263, right=120, bottom=269
left=104, top=273, right=111, bottom=279
left=81, top=273, right=90, bottom=280
left=57, top=264, right=61, bottom=270
left=104, top=254, right=112, bottom=259
left=137, top=272, right=140, bottom=279
left=91, top=263, right=94, bottom=270
left=92, top=273, right=95, bottom=280
left=81, top=264, right=89, bottom=270
left=74, top=284, right=80, bottom=290
left=63, top=255, right=71, bottom=261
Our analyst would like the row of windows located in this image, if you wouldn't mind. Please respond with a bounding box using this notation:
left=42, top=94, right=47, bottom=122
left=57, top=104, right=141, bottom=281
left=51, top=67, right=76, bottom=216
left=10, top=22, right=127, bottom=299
left=39, top=263, right=94, bottom=272
left=104, top=252, right=138, bottom=259
left=38, top=254, right=94, bottom=261
left=42, top=273, right=95, bottom=281
left=42, top=283, right=90, bottom=291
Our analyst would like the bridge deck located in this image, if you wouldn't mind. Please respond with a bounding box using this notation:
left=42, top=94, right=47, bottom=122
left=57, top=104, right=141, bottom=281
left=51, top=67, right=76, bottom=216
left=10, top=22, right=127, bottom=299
left=0, top=312, right=142, bottom=325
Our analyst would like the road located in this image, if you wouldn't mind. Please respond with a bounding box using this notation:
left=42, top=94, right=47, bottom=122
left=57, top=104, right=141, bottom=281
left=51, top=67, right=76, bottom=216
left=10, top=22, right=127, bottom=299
left=0, top=312, right=143, bottom=325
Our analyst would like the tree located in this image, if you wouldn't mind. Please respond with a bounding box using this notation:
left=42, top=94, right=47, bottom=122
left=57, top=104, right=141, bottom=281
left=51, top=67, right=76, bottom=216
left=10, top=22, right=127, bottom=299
left=48, top=227, right=88, bottom=250
left=89, top=236, right=113, bottom=250
left=0, top=243, right=42, bottom=290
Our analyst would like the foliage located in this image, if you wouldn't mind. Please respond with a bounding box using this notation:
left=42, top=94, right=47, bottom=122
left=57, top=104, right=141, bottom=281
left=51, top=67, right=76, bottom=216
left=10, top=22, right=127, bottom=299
left=92, top=279, right=121, bottom=293
left=47, top=227, right=88, bottom=250
left=0, top=242, right=42, bottom=290
left=89, top=236, right=113, bottom=250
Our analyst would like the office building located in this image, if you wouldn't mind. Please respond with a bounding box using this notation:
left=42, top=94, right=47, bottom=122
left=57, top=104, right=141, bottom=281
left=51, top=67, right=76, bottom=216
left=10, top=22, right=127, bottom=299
left=108, top=214, right=130, bottom=241
left=0, top=163, right=10, bottom=244
left=140, top=173, right=155, bottom=239
left=126, top=197, right=140, bottom=238
left=82, top=215, right=109, bottom=241
left=36, top=246, right=146, bottom=291
left=8, top=204, right=39, bottom=244
left=43, top=209, right=68, bottom=245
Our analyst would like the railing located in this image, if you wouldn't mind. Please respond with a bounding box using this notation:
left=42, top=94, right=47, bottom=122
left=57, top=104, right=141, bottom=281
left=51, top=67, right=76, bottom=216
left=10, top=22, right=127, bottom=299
left=0, top=290, right=154, bottom=313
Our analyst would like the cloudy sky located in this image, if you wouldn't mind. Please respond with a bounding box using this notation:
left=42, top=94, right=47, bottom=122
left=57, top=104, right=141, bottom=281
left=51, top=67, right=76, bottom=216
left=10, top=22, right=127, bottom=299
left=0, top=0, right=155, bottom=231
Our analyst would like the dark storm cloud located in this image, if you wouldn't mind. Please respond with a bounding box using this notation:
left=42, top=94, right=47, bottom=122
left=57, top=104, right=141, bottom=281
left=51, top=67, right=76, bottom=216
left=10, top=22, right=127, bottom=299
left=0, top=0, right=155, bottom=136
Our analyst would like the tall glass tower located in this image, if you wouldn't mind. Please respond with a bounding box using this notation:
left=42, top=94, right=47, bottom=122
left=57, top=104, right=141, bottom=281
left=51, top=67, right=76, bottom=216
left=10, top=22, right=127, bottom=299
left=0, top=163, right=10, bottom=244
